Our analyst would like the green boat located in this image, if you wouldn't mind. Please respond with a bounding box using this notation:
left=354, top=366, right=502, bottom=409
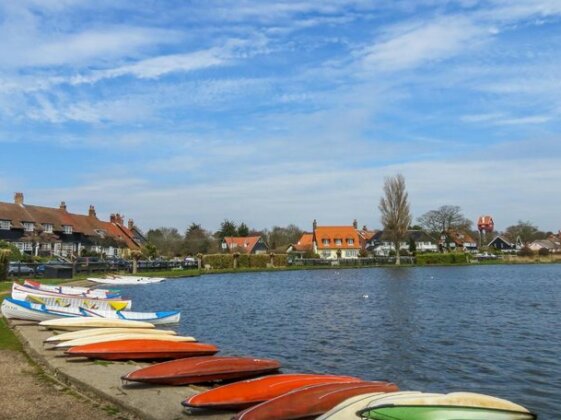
left=359, top=405, right=537, bottom=420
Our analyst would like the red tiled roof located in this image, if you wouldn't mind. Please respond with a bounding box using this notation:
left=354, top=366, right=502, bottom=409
left=291, top=233, right=313, bottom=252
left=314, top=226, right=361, bottom=250
left=223, top=236, right=262, bottom=253
left=446, top=230, right=477, bottom=245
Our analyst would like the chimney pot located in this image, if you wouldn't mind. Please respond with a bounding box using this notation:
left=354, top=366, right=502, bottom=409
left=353, top=219, right=358, bottom=229
left=59, top=201, right=67, bottom=211
left=110, top=213, right=116, bottom=223
left=313, top=219, right=317, bottom=230
left=88, top=205, right=96, bottom=218
left=128, top=219, right=134, bottom=230
left=14, top=192, right=24, bottom=206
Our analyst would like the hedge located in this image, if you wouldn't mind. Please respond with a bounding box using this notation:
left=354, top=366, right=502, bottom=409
left=202, top=254, right=234, bottom=269
left=201, top=253, right=289, bottom=269
left=416, top=253, right=469, bottom=265
left=273, top=254, right=288, bottom=267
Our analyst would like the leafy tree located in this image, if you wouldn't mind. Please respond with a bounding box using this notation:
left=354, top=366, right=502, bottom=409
left=504, top=220, right=546, bottom=244
left=142, top=242, right=159, bottom=259
left=379, top=174, right=412, bottom=265
left=408, top=236, right=416, bottom=255
left=237, top=222, right=249, bottom=237
left=417, top=205, right=472, bottom=234
left=0, top=240, right=22, bottom=261
left=183, top=223, right=213, bottom=255
left=217, top=219, right=238, bottom=239
left=263, top=224, right=303, bottom=252
left=145, top=227, right=183, bottom=256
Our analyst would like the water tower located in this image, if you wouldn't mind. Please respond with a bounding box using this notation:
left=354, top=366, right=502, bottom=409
left=477, top=215, right=494, bottom=247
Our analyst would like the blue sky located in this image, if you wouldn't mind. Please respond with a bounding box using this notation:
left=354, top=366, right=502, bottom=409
left=1, top=0, right=560, bottom=233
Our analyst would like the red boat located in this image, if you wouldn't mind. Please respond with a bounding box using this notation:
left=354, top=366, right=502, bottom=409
left=122, top=356, right=281, bottom=385
left=182, top=373, right=363, bottom=410
left=65, top=339, right=219, bottom=361
left=233, top=381, right=400, bottom=420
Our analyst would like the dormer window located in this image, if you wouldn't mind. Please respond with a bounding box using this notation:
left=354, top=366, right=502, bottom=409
left=347, top=238, right=354, bottom=245
left=95, top=229, right=106, bottom=238
left=322, top=239, right=329, bottom=246
left=43, top=224, right=53, bottom=233
left=0, top=220, right=10, bottom=230
left=335, top=239, right=342, bottom=246
left=63, top=225, right=73, bottom=234
left=23, top=222, right=34, bottom=232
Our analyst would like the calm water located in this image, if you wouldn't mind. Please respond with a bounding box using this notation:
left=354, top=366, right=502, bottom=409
left=122, top=265, right=561, bottom=418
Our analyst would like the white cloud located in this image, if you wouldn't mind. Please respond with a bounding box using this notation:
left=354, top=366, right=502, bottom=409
left=461, top=113, right=552, bottom=125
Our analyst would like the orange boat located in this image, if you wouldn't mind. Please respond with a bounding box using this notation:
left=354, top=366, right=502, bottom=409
left=65, top=339, right=218, bottom=361
left=122, top=356, right=281, bottom=385
left=233, top=381, right=400, bottom=420
left=182, top=373, right=363, bottom=410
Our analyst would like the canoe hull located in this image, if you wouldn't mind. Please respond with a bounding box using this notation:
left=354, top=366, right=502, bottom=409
left=183, top=374, right=363, bottom=410
left=40, top=318, right=155, bottom=330
left=24, top=280, right=120, bottom=298
left=233, top=381, right=400, bottom=420
left=122, top=356, right=281, bottom=385
left=87, top=276, right=165, bottom=285
left=66, top=339, right=219, bottom=361
left=360, top=406, right=536, bottom=420
left=55, top=334, right=196, bottom=348
left=45, top=328, right=176, bottom=343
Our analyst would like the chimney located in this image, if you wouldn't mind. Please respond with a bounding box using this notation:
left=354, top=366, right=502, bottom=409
left=353, top=219, right=358, bottom=229
left=128, top=219, right=134, bottom=230
left=59, top=201, right=67, bottom=211
left=312, top=219, right=317, bottom=231
left=110, top=213, right=116, bottom=223
left=115, top=213, right=124, bottom=225
left=14, top=192, right=24, bottom=206
left=362, top=225, right=368, bottom=231
left=88, top=205, right=96, bottom=218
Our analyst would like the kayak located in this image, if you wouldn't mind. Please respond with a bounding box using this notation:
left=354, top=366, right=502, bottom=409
left=23, top=280, right=120, bottom=298
left=183, top=373, right=363, bottom=410
left=1, top=298, right=180, bottom=325
left=122, top=356, right=281, bottom=385
left=65, top=339, right=219, bottom=361
left=233, top=381, right=399, bottom=420
left=54, top=333, right=196, bottom=348
left=87, top=276, right=165, bottom=285
left=359, top=405, right=536, bottom=419
left=40, top=317, right=155, bottom=331
left=45, top=328, right=176, bottom=343
left=318, top=392, right=425, bottom=419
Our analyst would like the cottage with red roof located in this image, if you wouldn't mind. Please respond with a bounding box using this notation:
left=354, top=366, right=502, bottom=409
left=286, top=232, right=314, bottom=258
left=221, top=236, right=268, bottom=254
left=312, top=219, right=362, bottom=259
left=0, top=192, right=144, bottom=258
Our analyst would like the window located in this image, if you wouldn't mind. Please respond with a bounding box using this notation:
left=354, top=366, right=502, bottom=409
left=23, top=222, right=34, bottom=232
left=0, top=220, right=10, bottom=230
left=346, top=249, right=358, bottom=257
left=335, top=239, right=342, bottom=246
left=63, top=225, right=73, bottom=234
left=43, top=224, right=53, bottom=233
left=347, top=238, right=354, bottom=245
left=322, top=239, right=330, bottom=246
left=95, top=229, right=106, bottom=238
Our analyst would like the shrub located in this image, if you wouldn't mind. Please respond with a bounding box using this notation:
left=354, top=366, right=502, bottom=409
left=248, top=254, right=269, bottom=268
left=538, top=247, right=550, bottom=256
left=0, top=240, right=22, bottom=261
left=518, top=246, right=534, bottom=257
left=237, top=254, right=250, bottom=268
left=273, top=254, right=288, bottom=267
left=203, top=254, right=234, bottom=269
left=416, top=253, right=469, bottom=265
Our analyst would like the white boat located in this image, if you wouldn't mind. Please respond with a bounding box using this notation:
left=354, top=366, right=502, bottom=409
left=2, top=298, right=180, bottom=325
left=23, top=280, right=120, bottom=298
left=45, top=328, right=176, bottom=343
left=87, top=276, right=166, bottom=285
left=40, top=317, right=156, bottom=331
left=54, top=333, right=196, bottom=348
left=12, top=284, right=132, bottom=311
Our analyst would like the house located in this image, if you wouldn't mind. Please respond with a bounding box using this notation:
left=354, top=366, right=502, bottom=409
left=0, top=192, right=143, bottom=258
left=529, top=239, right=561, bottom=253
left=286, top=232, right=314, bottom=258
left=366, top=230, right=438, bottom=256
left=312, top=220, right=362, bottom=259
left=487, top=235, right=521, bottom=252
left=221, top=236, right=268, bottom=254
left=441, top=230, right=478, bottom=252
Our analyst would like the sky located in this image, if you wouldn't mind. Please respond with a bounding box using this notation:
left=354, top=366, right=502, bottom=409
left=1, top=0, right=560, bottom=233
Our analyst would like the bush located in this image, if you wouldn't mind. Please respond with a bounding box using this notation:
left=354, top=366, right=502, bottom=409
left=273, top=254, right=288, bottom=267
left=0, top=240, right=22, bottom=261
left=202, top=254, right=234, bottom=269
left=248, top=254, right=269, bottom=268
left=538, top=247, right=550, bottom=256
left=416, top=253, right=469, bottom=265
left=518, top=246, right=534, bottom=257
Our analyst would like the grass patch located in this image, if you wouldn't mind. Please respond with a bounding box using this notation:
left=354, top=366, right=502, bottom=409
left=92, top=360, right=113, bottom=367
left=102, top=405, right=121, bottom=416
left=0, top=313, right=22, bottom=351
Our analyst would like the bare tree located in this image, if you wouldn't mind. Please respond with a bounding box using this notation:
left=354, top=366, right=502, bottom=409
left=379, top=174, right=412, bottom=265
left=417, top=205, right=472, bottom=234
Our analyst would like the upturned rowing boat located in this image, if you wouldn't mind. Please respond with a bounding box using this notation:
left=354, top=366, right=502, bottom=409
left=54, top=333, right=196, bottom=348
left=87, top=276, right=166, bottom=285
left=45, top=328, right=176, bottom=343
left=40, top=317, right=155, bottom=330
left=2, top=298, right=180, bottom=325
left=23, top=280, right=120, bottom=298
left=66, top=339, right=219, bottom=360
left=182, top=374, right=363, bottom=410
left=122, top=356, right=281, bottom=385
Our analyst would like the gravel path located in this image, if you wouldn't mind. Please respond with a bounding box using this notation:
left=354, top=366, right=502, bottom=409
left=0, top=350, right=123, bottom=420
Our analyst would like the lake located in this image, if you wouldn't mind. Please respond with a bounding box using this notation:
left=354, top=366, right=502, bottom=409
left=122, top=265, right=561, bottom=418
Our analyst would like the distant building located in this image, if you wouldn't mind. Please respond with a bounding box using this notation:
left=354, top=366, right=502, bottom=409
left=529, top=239, right=561, bottom=253
left=487, top=235, right=521, bottom=252
left=0, top=192, right=144, bottom=258
left=441, top=230, right=478, bottom=252
left=367, top=230, right=438, bottom=255
left=221, top=236, right=268, bottom=254
left=312, top=220, right=362, bottom=259
left=286, top=232, right=314, bottom=258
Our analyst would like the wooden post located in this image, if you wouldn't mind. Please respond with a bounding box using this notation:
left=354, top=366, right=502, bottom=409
left=269, top=252, right=275, bottom=267
left=233, top=253, right=239, bottom=269
left=197, top=253, right=203, bottom=270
